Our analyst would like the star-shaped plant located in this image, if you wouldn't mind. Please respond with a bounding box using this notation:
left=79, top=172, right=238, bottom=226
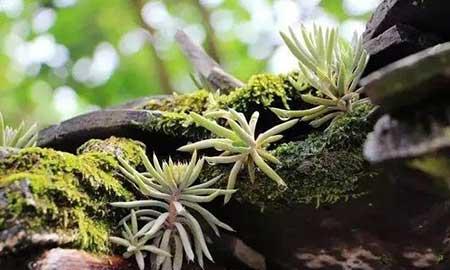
left=270, top=25, right=370, bottom=127
left=178, top=109, right=298, bottom=203
left=110, top=150, right=234, bottom=270
left=0, top=111, right=38, bottom=149
left=110, top=210, right=172, bottom=270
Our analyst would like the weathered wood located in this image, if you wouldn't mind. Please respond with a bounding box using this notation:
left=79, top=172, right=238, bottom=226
left=363, top=24, right=441, bottom=74
left=364, top=110, right=450, bottom=163
left=37, top=110, right=163, bottom=153
left=361, top=42, right=450, bottom=111
left=363, top=0, right=450, bottom=42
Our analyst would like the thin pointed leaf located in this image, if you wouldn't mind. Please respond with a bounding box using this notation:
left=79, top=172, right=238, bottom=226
left=173, top=235, right=183, bottom=270
left=249, top=111, right=259, bottom=136
left=251, top=151, right=286, bottom=186
left=178, top=139, right=230, bottom=152
left=145, top=213, right=170, bottom=236
left=181, top=212, right=213, bottom=261
left=135, top=251, right=145, bottom=270
left=131, top=209, right=138, bottom=234
left=181, top=201, right=234, bottom=233
left=256, top=149, right=281, bottom=165
left=260, top=135, right=283, bottom=146
left=15, top=123, right=37, bottom=148
left=224, top=160, right=242, bottom=204
left=174, top=222, right=195, bottom=261
left=141, top=245, right=172, bottom=257
left=185, top=157, right=205, bottom=188
left=180, top=189, right=235, bottom=203
left=270, top=106, right=320, bottom=120
left=226, top=118, right=254, bottom=145
left=301, top=94, right=338, bottom=106
left=205, top=154, right=244, bottom=164
left=186, top=174, right=222, bottom=190
left=111, top=200, right=169, bottom=210
left=109, top=236, right=131, bottom=247
left=310, top=111, right=344, bottom=128
left=257, top=119, right=298, bottom=143
left=156, top=229, right=172, bottom=267
left=191, top=112, right=239, bottom=140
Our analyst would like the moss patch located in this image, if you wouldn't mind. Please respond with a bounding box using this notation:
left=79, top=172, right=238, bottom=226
left=139, top=73, right=308, bottom=139
left=0, top=138, right=144, bottom=253
left=77, top=136, right=146, bottom=167
left=143, top=89, right=210, bottom=113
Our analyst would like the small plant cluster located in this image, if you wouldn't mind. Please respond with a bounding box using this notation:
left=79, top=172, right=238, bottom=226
left=111, top=150, right=235, bottom=270
left=111, top=25, right=370, bottom=270
left=270, top=25, right=370, bottom=127
left=179, top=109, right=298, bottom=203
left=112, top=108, right=297, bottom=269
left=0, top=111, right=38, bottom=150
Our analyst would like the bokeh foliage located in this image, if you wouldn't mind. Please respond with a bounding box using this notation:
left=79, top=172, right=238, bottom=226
left=0, top=0, right=376, bottom=126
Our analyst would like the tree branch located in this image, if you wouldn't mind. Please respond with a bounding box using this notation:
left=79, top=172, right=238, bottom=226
left=130, top=0, right=175, bottom=94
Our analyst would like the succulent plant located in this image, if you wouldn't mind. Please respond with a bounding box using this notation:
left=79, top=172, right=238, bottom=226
left=110, top=210, right=172, bottom=270
left=270, top=25, right=370, bottom=127
left=110, top=150, right=234, bottom=270
left=0, top=111, right=38, bottom=149
left=178, top=109, right=298, bottom=203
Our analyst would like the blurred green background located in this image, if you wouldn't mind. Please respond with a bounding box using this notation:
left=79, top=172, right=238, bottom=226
left=0, top=0, right=380, bottom=126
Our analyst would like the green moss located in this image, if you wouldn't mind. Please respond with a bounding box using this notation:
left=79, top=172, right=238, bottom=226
left=217, top=74, right=291, bottom=113
left=0, top=140, right=141, bottom=253
left=142, top=111, right=210, bottom=140
left=143, top=89, right=210, bottom=113
left=200, top=104, right=377, bottom=209
left=139, top=73, right=307, bottom=140
left=77, top=136, right=146, bottom=167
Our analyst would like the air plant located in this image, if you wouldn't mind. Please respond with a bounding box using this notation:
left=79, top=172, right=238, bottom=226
left=110, top=150, right=234, bottom=270
left=270, top=25, right=370, bottom=127
left=178, top=109, right=298, bottom=203
left=0, top=111, right=38, bottom=149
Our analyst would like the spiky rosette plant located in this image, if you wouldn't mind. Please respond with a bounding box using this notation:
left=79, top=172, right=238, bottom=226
left=110, top=150, right=234, bottom=270
left=178, top=109, right=298, bottom=203
left=110, top=211, right=172, bottom=270
left=0, top=111, right=38, bottom=149
left=270, top=25, right=370, bottom=127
